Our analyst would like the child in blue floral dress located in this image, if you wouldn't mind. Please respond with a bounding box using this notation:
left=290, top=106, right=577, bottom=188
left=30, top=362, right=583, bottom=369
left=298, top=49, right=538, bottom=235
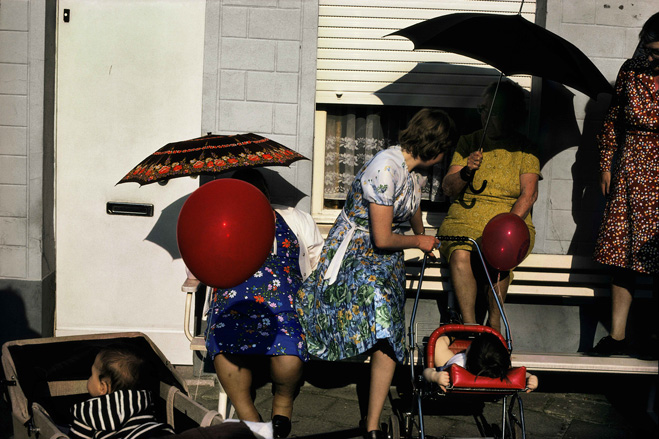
left=205, top=169, right=323, bottom=438
left=296, top=109, right=457, bottom=438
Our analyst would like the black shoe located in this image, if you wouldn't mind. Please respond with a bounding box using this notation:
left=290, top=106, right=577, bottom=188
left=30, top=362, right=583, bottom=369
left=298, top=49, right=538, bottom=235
left=272, top=415, right=291, bottom=439
left=587, top=335, right=629, bottom=356
left=364, top=431, right=386, bottom=439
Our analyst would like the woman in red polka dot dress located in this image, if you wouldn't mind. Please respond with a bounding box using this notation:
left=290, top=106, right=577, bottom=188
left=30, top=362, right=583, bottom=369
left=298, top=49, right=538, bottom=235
left=590, top=12, right=659, bottom=356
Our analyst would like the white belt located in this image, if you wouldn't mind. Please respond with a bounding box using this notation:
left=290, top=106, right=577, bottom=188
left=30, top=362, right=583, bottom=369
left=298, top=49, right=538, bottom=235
left=324, top=210, right=369, bottom=285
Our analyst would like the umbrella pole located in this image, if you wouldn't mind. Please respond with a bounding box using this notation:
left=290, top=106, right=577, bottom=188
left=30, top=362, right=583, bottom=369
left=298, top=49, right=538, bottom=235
left=470, top=0, right=522, bottom=193
left=468, top=73, right=503, bottom=194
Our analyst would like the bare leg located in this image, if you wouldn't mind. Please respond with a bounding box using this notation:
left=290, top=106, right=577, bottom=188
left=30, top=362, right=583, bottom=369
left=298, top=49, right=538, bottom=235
left=213, top=354, right=260, bottom=422
left=365, top=345, right=397, bottom=432
left=610, top=283, right=632, bottom=341
left=486, top=274, right=511, bottom=333
left=450, top=250, right=478, bottom=324
left=270, top=355, right=303, bottom=419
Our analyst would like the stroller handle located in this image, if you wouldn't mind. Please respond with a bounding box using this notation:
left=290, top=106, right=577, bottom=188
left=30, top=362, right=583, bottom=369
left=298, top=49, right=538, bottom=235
left=436, top=235, right=471, bottom=242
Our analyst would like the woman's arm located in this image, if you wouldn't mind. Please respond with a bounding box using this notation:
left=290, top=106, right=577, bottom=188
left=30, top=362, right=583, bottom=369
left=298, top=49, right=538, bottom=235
left=597, top=61, right=627, bottom=176
left=510, top=173, right=539, bottom=220
left=599, top=171, right=612, bottom=196
left=369, top=203, right=438, bottom=252
left=409, top=207, right=425, bottom=235
left=441, top=151, right=483, bottom=197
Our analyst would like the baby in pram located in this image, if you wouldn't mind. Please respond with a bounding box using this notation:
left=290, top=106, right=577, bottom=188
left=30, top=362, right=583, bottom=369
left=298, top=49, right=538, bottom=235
left=70, top=345, right=257, bottom=439
left=422, top=332, right=538, bottom=393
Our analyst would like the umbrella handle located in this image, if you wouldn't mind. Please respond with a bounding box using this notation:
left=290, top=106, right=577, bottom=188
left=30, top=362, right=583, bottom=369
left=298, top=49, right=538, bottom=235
left=469, top=177, right=487, bottom=194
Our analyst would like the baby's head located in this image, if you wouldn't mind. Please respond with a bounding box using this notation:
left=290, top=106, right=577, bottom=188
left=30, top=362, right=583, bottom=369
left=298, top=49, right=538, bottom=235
left=464, top=332, right=511, bottom=380
left=87, top=346, right=147, bottom=397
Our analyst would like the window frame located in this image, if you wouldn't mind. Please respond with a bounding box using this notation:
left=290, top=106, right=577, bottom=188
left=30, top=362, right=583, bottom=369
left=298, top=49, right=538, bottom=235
left=311, top=109, right=448, bottom=228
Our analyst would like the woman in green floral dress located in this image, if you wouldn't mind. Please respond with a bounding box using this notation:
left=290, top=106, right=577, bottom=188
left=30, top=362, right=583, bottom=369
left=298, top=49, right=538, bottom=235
left=297, top=109, right=457, bottom=438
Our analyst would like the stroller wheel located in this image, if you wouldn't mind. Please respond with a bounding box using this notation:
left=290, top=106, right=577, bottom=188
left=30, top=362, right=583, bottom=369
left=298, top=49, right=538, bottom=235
left=387, top=414, right=401, bottom=439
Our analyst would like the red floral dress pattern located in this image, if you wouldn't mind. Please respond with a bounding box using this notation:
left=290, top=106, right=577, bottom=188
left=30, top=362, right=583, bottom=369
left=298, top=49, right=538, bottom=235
left=594, top=57, right=659, bottom=275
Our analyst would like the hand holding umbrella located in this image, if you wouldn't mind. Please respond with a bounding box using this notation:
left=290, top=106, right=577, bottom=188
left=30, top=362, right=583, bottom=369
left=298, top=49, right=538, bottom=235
left=463, top=150, right=483, bottom=185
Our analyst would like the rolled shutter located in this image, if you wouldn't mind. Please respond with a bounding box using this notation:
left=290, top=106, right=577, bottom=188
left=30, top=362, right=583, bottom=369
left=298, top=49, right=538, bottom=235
left=316, top=0, right=536, bottom=107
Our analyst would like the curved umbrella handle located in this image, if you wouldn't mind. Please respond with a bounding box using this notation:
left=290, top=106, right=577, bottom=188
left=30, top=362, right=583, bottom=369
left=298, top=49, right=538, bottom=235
left=468, top=175, right=487, bottom=194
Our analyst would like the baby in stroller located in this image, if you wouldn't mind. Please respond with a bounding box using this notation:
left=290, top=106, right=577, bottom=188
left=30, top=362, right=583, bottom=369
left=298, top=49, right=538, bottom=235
left=70, top=345, right=256, bottom=439
left=422, top=331, right=538, bottom=393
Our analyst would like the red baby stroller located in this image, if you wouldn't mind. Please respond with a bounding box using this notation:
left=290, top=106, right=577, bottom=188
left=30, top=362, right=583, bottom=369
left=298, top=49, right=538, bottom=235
left=393, top=236, right=530, bottom=439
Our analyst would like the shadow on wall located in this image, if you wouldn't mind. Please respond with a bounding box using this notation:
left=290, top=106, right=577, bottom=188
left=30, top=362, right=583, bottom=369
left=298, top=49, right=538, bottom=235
left=0, top=287, right=40, bottom=348
left=374, top=62, right=501, bottom=108
left=570, top=94, right=612, bottom=255
left=145, top=169, right=308, bottom=261
left=145, top=193, right=192, bottom=260
left=536, top=79, right=612, bottom=255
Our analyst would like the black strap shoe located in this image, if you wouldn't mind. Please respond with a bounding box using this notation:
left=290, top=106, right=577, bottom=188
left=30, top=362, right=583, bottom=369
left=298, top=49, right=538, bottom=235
left=587, top=335, right=629, bottom=356
left=364, top=430, right=386, bottom=439
left=272, top=415, right=292, bottom=439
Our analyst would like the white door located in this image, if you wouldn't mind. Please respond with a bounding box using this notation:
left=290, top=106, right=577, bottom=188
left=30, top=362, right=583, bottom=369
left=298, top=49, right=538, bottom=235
left=55, top=0, right=205, bottom=364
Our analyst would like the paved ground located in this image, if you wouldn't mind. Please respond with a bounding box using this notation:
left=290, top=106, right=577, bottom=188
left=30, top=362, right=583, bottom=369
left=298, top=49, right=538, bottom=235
left=1, top=359, right=655, bottom=439
left=180, top=360, right=658, bottom=439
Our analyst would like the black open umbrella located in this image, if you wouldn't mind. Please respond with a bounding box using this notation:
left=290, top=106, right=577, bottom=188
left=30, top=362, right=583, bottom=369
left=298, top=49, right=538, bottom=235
left=388, top=12, right=613, bottom=100
left=388, top=8, right=613, bottom=193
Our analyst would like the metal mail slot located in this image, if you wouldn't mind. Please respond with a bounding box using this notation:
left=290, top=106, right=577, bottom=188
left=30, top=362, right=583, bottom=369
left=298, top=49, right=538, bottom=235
left=106, top=202, right=154, bottom=217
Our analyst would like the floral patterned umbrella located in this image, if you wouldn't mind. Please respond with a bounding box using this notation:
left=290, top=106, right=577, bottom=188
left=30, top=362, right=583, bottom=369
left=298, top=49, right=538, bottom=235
left=117, top=132, right=308, bottom=186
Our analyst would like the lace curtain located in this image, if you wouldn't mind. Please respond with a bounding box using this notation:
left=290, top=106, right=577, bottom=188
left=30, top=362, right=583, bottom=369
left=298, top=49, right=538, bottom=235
left=322, top=105, right=449, bottom=204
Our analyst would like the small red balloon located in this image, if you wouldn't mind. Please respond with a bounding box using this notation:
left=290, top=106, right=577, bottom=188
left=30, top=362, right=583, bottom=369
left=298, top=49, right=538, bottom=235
left=177, top=179, right=275, bottom=289
left=481, top=213, right=530, bottom=271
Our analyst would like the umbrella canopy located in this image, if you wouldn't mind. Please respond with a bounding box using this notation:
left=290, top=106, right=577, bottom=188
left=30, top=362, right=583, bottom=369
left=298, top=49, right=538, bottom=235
left=117, top=132, right=308, bottom=186
left=389, top=13, right=613, bottom=99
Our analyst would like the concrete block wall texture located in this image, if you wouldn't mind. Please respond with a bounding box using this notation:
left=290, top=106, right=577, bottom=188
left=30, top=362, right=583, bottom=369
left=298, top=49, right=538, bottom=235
left=0, top=0, right=55, bottom=341
left=535, top=0, right=655, bottom=255
left=202, top=0, right=318, bottom=212
left=0, top=0, right=29, bottom=279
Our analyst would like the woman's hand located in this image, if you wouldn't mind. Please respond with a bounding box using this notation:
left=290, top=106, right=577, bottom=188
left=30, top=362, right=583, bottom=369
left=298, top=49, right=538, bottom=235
left=417, top=234, right=440, bottom=253
left=442, top=150, right=483, bottom=197
left=466, top=150, right=483, bottom=172
left=599, top=171, right=611, bottom=196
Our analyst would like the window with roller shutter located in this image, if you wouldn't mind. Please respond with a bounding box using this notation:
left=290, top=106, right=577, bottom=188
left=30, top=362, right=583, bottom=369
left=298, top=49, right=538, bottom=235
left=311, top=1, right=538, bottom=224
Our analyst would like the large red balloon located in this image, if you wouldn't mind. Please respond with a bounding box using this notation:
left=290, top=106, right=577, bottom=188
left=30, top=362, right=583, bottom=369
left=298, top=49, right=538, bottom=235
left=177, top=179, right=275, bottom=289
left=481, top=213, right=530, bottom=271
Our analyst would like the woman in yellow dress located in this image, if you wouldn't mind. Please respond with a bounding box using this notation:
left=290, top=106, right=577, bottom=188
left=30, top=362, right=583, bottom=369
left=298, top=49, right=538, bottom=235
left=439, top=80, right=541, bottom=332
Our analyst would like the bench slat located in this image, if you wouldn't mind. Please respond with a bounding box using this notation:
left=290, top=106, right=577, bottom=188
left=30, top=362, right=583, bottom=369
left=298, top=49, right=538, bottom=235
left=511, top=352, right=658, bottom=374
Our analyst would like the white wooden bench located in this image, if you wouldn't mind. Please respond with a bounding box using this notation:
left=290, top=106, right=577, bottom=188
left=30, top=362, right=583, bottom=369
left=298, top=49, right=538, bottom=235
left=403, top=249, right=657, bottom=374
left=183, top=251, right=656, bottom=374
left=404, top=249, right=655, bottom=299
left=182, top=251, right=657, bottom=417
